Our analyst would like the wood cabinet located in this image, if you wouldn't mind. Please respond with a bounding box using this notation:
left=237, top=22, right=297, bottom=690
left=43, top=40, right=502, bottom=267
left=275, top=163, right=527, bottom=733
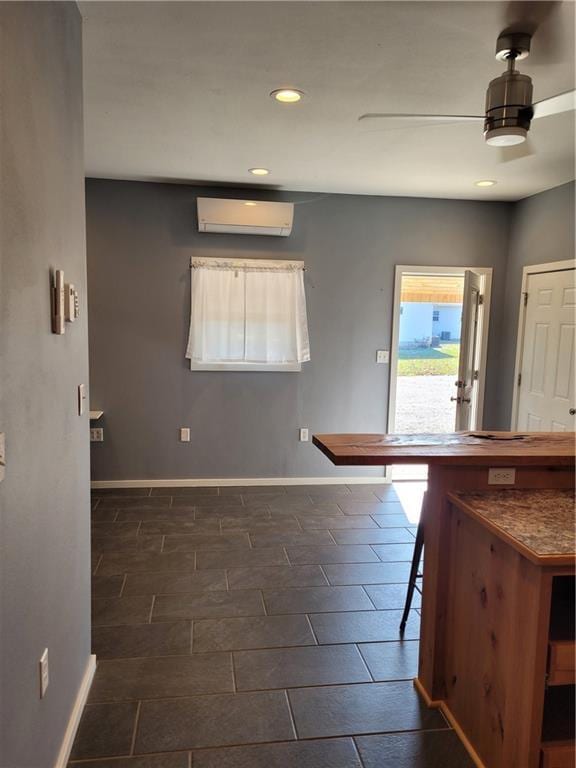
left=433, top=490, right=575, bottom=768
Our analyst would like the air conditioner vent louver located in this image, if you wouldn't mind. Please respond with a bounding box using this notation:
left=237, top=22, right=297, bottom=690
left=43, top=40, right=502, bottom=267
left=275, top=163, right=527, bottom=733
left=197, top=198, right=294, bottom=237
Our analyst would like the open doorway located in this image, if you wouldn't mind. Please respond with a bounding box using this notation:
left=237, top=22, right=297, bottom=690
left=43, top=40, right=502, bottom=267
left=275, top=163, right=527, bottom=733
left=388, top=265, right=492, bottom=480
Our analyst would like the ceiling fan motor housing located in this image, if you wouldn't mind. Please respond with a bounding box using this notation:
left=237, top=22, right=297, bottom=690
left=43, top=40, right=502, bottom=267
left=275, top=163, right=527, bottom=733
left=484, top=70, right=534, bottom=145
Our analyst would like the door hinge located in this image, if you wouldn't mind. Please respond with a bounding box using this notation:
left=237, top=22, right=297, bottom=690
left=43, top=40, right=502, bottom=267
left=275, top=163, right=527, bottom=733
left=473, top=370, right=479, bottom=381
left=478, top=294, right=484, bottom=306
left=517, top=372, right=522, bottom=387
left=523, top=292, right=528, bottom=307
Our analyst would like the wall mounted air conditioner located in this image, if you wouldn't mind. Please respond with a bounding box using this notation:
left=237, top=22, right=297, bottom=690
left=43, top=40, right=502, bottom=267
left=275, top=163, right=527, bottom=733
left=197, top=198, right=294, bottom=237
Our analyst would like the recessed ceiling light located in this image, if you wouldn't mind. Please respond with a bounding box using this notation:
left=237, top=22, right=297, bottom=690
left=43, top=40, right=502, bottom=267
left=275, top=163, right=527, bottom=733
left=475, top=179, right=497, bottom=187
left=249, top=168, right=270, bottom=176
left=270, top=88, right=305, bottom=103
left=244, top=201, right=258, bottom=206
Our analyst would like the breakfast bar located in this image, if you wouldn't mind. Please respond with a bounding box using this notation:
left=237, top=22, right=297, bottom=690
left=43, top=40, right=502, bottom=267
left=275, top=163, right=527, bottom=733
left=312, top=431, right=576, bottom=768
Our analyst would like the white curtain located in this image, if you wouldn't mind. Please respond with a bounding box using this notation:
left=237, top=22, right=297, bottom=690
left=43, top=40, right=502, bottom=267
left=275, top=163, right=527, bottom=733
left=186, top=258, right=310, bottom=365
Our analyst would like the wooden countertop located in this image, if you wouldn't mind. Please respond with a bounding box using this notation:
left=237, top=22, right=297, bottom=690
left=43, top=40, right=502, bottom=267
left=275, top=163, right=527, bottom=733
left=448, top=489, right=576, bottom=566
left=312, top=431, right=576, bottom=467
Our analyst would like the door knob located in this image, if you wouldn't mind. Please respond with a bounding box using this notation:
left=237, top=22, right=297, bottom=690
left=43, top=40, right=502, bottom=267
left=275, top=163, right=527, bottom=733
left=570, top=408, right=576, bottom=416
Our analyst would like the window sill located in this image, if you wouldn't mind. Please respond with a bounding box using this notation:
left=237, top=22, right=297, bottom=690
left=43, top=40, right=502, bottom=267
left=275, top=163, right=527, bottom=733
left=189, top=362, right=302, bottom=372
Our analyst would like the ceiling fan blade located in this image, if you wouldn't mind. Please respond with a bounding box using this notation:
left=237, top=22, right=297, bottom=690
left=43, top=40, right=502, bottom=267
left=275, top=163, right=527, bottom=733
left=358, top=113, right=484, bottom=124
left=532, top=90, right=576, bottom=119
left=498, top=136, right=536, bottom=164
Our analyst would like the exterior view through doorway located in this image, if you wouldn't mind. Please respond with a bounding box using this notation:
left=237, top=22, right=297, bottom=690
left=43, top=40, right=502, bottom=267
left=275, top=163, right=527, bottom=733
left=388, top=266, right=492, bottom=481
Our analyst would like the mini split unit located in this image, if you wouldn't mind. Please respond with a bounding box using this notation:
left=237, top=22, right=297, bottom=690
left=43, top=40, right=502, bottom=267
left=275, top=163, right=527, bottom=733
left=197, top=198, right=294, bottom=237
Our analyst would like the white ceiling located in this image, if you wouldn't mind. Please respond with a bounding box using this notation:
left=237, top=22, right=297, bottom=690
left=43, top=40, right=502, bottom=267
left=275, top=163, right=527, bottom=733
left=81, top=1, right=576, bottom=200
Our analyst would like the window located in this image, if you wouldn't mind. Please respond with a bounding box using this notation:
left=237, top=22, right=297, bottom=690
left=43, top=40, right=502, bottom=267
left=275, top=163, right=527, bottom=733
left=186, top=258, right=310, bottom=371
left=432, top=309, right=440, bottom=322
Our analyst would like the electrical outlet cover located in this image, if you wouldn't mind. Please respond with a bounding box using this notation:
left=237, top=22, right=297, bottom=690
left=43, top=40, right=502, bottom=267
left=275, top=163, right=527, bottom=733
left=39, top=649, right=49, bottom=698
left=376, top=350, right=389, bottom=364
left=488, top=467, right=516, bottom=485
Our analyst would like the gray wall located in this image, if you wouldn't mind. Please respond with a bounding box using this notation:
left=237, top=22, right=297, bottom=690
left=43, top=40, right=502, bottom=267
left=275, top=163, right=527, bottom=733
left=86, top=180, right=512, bottom=480
left=496, top=181, right=575, bottom=429
left=0, top=4, right=91, bottom=766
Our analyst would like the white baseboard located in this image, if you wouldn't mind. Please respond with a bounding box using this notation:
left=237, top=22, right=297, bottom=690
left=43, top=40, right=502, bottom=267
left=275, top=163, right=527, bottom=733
left=91, top=475, right=388, bottom=489
left=54, top=654, right=96, bottom=768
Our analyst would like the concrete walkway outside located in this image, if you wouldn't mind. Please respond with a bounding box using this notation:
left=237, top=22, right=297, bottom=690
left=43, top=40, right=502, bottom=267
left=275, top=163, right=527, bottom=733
left=394, top=374, right=457, bottom=433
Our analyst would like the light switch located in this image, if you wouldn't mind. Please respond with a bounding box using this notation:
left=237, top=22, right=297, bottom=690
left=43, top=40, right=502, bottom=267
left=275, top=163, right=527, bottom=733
left=180, top=428, right=191, bottom=442
left=376, top=350, right=389, bottom=364
left=78, top=384, right=86, bottom=416
left=0, top=433, right=5, bottom=483
left=299, top=428, right=309, bottom=442
left=39, top=648, right=49, bottom=699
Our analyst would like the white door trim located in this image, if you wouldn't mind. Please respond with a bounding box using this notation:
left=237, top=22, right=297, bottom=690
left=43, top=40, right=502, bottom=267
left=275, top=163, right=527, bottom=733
left=387, top=264, right=493, bottom=438
left=510, top=259, right=576, bottom=429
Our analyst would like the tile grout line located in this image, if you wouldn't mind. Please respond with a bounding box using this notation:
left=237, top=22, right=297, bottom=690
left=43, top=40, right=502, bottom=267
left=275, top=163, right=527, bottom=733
left=70, top=727, right=449, bottom=765
left=351, top=735, right=368, bottom=768
left=118, top=573, right=128, bottom=598
left=230, top=649, right=238, bottom=692
left=92, top=555, right=103, bottom=577
left=360, top=584, right=380, bottom=610
left=355, top=643, right=377, bottom=683
left=283, top=688, right=299, bottom=742
left=304, top=613, right=320, bottom=646
left=317, top=564, right=331, bottom=586
left=129, top=700, right=142, bottom=756
left=87, top=674, right=428, bottom=704
left=148, top=594, right=156, bottom=624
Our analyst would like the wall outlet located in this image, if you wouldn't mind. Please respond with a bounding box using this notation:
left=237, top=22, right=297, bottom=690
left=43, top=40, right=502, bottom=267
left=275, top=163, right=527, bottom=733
left=180, top=427, right=191, bottom=442
left=39, top=648, right=49, bottom=698
left=299, top=428, right=309, bottom=442
left=376, top=350, right=389, bottom=364
left=90, top=428, right=104, bottom=442
left=488, top=468, right=516, bottom=485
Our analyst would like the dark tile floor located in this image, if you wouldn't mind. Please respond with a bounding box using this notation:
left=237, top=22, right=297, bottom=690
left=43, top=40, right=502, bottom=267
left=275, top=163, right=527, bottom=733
left=70, top=483, right=475, bottom=767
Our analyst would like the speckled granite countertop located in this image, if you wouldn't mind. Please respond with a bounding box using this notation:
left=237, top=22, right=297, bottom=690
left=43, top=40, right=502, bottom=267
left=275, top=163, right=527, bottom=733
left=448, top=489, right=575, bottom=565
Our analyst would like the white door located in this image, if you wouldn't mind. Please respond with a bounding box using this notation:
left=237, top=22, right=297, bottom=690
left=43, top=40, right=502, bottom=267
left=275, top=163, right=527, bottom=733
left=454, top=270, right=482, bottom=431
left=517, top=268, right=576, bottom=431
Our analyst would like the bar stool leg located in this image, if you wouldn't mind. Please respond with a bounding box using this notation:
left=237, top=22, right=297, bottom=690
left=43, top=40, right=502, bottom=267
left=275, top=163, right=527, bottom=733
left=400, top=514, right=425, bottom=634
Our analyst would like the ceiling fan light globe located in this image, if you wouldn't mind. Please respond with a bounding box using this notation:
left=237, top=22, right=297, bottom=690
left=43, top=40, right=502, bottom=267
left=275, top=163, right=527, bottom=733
left=485, top=127, right=527, bottom=147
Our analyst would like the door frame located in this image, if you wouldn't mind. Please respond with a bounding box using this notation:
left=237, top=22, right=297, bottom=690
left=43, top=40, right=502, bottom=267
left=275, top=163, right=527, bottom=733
left=388, top=264, right=493, bottom=436
left=510, top=259, right=576, bottom=429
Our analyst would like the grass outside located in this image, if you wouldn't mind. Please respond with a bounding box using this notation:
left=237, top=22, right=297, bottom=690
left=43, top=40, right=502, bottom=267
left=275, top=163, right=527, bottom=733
left=398, top=342, right=460, bottom=376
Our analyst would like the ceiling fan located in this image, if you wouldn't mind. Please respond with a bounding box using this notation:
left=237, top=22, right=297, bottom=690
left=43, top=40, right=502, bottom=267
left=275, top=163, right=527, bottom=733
left=359, top=31, right=575, bottom=150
